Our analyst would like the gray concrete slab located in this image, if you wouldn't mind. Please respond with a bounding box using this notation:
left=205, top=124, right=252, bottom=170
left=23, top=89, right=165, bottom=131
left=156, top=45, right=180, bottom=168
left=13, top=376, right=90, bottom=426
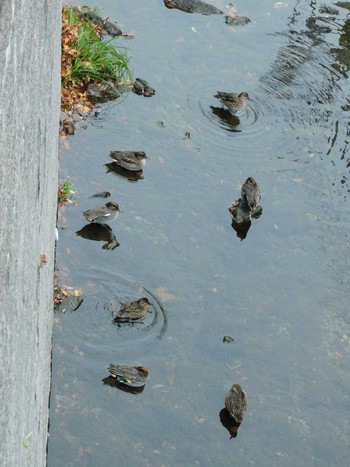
left=0, top=0, right=61, bottom=465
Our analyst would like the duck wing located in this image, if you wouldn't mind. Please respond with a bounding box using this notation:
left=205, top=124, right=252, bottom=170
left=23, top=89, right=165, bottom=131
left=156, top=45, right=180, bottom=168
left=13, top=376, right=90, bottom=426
left=83, top=205, right=114, bottom=222
left=107, top=364, right=146, bottom=387
left=215, top=91, right=239, bottom=105
left=109, top=151, right=142, bottom=171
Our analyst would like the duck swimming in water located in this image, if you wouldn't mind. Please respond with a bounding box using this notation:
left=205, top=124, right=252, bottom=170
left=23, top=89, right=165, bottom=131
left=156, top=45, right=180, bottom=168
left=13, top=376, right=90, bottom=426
left=214, top=91, right=249, bottom=114
left=241, top=177, right=261, bottom=210
left=109, top=151, right=147, bottom=172
left=82, top=201, right=120, bottom=223
left=225, top=384, right=248, bottom=423
left=164, top=0, right=223, bottom=15
left=113, top=297, right=150, bottom=322
left=107, top=364, right=149, bottom=387
left=132, top=78, right=155, bottom=97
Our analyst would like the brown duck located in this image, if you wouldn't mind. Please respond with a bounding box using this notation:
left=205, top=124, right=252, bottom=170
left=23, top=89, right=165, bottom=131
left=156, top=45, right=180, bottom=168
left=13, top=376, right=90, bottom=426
left=241, top=177, right=261, bottom=210
left=109, top=151, right=147, bottom=172
left=113, top=297, right=150, bottom=322
left=214, top=91, right=249, bottom=113
left=225, top=384, right=248, bottom=423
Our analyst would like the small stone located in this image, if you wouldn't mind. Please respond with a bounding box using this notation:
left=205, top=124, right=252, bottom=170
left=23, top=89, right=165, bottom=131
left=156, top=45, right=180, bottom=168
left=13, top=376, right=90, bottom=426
left=55, top=295, right=83, bottom=313
left=223, top=336, right=234, bottom=343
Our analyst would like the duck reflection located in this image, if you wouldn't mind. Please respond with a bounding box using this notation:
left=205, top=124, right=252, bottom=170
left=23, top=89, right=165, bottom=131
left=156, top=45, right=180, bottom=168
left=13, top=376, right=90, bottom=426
left=219, top=408, right=242, bottom=439
left=76, top=223, right=119, bottom=250
left=210, top=106, right=241, bottom=132
left=105, top=162, right=144, bottom=181
left=229, top=198, right=262, bottom=241
left=102, top=376, right=145, bottom=394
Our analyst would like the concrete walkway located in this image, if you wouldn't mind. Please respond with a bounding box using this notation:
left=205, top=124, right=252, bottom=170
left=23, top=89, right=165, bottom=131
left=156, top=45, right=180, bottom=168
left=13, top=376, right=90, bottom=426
left=0, top=0, right=61, bottom=465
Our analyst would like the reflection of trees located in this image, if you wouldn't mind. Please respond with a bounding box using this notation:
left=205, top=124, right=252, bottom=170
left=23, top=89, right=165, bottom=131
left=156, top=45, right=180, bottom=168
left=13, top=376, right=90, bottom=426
left=333, top=4, right=350, bottom=192
left=261, top=3, right=340, bottom=102
left=260, top=1, right=350, bottom=194
left=332, top=3, right=350, bottom=74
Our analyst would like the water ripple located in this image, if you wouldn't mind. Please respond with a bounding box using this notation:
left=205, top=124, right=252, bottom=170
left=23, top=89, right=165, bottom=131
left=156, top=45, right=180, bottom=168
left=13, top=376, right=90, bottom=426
left=185, top=78, right=282, bottom=152
left=71, top=269, right=168, bottom=356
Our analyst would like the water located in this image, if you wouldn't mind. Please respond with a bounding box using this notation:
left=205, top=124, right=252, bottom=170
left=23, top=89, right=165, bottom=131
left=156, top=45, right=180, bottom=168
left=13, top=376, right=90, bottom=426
left=49, top=1, right=350, bottom=465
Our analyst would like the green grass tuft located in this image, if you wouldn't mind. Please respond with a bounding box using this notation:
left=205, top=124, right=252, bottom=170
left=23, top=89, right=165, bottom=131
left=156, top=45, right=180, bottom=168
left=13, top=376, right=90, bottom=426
left=62, top=9, right=132, bottom=87
left=58, top=178, right=75, bottom=204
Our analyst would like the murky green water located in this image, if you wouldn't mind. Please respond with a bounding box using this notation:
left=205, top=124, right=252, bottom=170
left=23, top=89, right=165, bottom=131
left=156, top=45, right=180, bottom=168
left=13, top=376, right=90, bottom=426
left=49, top=1, right=350, bottom=465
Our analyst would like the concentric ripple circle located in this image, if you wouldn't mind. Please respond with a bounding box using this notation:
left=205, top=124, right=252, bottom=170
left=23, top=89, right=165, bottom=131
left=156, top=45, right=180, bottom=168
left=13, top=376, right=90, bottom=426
left=62, top=268, right=168, bottom=359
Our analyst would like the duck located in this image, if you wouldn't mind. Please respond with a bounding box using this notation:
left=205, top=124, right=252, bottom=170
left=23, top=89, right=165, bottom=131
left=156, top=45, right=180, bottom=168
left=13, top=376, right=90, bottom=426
left=225, top=384, right=248, bottom=423
left=241, top=177, right=261, bottom=210
left=109, top=151, right=147, bottom=172
left=113, top=297, right=150, bottom=322
left=214, top=91, right=249, bottom=113
left=132, top=78, right=155, bottom=97
left=225, top=15, right=251, bottom=26
left=164, top=0, right=223, bottom=15
left=82, top=201, right=120, bottom=223
left=107, top=364, right=149, bottom=387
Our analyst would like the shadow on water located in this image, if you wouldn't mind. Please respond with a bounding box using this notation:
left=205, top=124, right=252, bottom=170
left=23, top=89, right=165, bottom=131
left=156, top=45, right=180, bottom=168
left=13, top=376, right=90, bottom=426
left=102, top=375, right=146, bottom=394
left=219, top=408, right=242, bottom=439
left=105, top=162, right=145, bottom=182
left=76, top=223, right=120, bottom=250
left=209, top=106, right=242, bottom=132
